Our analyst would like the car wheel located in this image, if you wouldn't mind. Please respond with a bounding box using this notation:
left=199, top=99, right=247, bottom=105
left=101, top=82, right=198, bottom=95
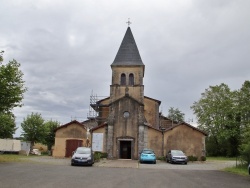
left=154, top=161, right=156, bottom=164
left=71, top=163, right=74, bottom=166
left=139, top=160, right=142, bottom=164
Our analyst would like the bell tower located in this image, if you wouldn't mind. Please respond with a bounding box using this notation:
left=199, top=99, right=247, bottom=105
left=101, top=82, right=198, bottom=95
left=110, top=26, right=145, bottom=104
left=106, top=25, right=146, bottom=159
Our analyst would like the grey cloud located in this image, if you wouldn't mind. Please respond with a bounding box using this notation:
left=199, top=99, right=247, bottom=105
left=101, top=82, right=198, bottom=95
left=1, top=0, right=249, bottom=136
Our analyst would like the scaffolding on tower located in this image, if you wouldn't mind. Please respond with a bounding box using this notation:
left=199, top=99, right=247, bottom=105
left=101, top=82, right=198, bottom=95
left=87, top=91, right=109, bottom=124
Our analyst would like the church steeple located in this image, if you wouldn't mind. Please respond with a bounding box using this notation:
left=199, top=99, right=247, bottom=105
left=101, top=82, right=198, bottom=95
left=110, top=26, right=145, bottom=104
left=112, top=27, right=144, bottom=66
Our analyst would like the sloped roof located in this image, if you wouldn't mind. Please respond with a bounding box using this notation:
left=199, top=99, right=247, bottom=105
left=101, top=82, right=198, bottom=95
left=54, top=120, right=86, bottom=132
left=164, top=122, right=208, bottom=136
left=95, top=96, right=159, bottom=106
left=90, top=122, right=108, bottom=132
left=109, top=94, right=144, bottom=106
left=144, top=96, right=161, bottom=105
left=143, top=122, right=162, bottom=132
left=112, top=27, right=144, bottom=66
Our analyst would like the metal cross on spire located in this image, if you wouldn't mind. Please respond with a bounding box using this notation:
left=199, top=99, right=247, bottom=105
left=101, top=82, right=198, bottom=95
left=126, top=18, right=132, bottom=27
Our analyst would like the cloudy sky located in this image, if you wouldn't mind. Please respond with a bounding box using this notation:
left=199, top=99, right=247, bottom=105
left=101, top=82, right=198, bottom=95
left=1, top=0, right=250, bottom=137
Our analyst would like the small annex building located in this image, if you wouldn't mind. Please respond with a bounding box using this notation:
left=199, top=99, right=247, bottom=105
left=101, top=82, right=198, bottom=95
left=53, top=120, right=90, bottom=157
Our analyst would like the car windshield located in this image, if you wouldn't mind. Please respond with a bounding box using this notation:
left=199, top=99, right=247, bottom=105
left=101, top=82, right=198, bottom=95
left=171, top=150, right=184, bottom=156
left=142, top=150, right=154, bottom=154
left=76, top=147, right=91, bottom=154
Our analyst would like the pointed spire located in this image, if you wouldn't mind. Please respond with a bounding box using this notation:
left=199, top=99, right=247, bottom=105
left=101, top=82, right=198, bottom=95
left=112, top=27, right=144, bottom=66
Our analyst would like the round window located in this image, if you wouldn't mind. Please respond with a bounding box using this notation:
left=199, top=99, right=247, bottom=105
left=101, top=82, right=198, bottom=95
left=123, top=111, right=130, bottom=118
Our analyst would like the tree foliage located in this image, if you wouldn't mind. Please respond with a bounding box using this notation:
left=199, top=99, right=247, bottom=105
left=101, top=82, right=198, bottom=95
left=191, top=82, right=250, bottom=157
left=167, top=107, right=185, bottom=123
left=21, top=113, right=45, bottom=149
left=239, top=126, right=250, bottom=164
left=0, top=51, right=27, bottom=138
left=0, top=112, right=17, bottom=138
left=0, top=51, right=3, bottom=62
left=0, top=58, right=27, bottom=113
left=237, top=81, right=250, bottom=128
left=237, top=81, right=250, bottom=163
left=42, top=120, right=60, bottom=151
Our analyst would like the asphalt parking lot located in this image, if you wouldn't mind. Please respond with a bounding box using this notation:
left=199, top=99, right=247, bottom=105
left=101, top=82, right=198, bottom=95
left=25, top=156, right=236, bottom=170
left=1, top=158, right=249, bottom=188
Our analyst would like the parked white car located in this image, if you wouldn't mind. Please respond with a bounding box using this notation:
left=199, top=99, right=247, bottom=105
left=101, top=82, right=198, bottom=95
left=31, top=149, right=41, bottom=155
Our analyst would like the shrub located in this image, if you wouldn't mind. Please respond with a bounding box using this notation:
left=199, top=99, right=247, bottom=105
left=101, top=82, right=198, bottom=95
left=101, top=152, right=108, bottom=158
left=94, top=152, right=102, bottom=162
left=188, top=155, right=198, bottom=162
left=94, top=152, right=108, bottom=161
left=41, top=151, right=49, bottom=155
left=200, top=156, right=206, bottom=161
left=157, top=156, right=165, bottom=161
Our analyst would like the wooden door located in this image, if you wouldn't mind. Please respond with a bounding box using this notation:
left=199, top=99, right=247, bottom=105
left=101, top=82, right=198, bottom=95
left=65, top=139, right=82, bottom=157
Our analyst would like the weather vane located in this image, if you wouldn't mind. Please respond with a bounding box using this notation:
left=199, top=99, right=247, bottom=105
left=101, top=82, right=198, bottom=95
left=126, top=18, right=132, bottom=27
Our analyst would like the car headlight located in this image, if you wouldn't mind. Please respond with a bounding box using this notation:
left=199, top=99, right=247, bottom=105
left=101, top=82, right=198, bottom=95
left=87, top=156, right=91, bottom=160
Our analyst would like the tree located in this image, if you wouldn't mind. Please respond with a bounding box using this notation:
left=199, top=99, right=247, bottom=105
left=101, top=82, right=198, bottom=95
left=21, top=113, right=45, bottom=150
left=237, top=81, right=250, bottom=128
left=0, top=112, right=17, bottom=138
left=0, top=51, right=27, bottom=138
left=239, top=126, right=250, bottom=164
left=42, top=120, right=60, bottom=151
left=167, top=107, right=185, bottom=123
left=237, top=81, right=250, bottom=163
left=191, top=83, right=241, bottom=156
left=0, top=51, right=3, bottom=62
left=0, top=58, right=27, bottom=113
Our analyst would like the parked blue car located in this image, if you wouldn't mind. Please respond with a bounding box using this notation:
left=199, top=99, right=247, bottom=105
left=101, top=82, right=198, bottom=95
left=139, top=149, right=156, bottom=164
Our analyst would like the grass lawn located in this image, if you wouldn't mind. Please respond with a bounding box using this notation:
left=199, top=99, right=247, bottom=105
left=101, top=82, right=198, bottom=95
left=224, top=164, right=249, bottom=176
left=206, top=156, right=236, bottom=161
left=0, top=154, right=42, bottom=163
left=207, top=156, right=249, bottom=176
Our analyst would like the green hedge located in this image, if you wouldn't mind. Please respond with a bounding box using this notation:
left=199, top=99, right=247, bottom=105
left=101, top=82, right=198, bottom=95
left=94, top=152, right=108, bottom=162
left=188, top=155, right=198, bottom=162
left=156, top=156, right=165, bottom=161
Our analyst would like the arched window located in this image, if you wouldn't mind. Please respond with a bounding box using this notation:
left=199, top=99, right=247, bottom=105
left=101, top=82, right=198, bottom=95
left=129, top=73, right=134, bottom=85
left=121, top=73, right=126, bottom=85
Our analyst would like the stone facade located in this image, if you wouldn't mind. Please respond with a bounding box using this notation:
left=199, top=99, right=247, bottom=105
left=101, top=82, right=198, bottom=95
left=53, top=26, right=207, bottom=160
left=91, top=26, right=207, bottom=160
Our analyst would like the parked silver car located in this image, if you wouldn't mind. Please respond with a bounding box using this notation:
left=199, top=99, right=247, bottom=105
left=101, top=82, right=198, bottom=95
left=71, top=147, right=94, bottom=166
left=166, top=150, right=188, bottom=164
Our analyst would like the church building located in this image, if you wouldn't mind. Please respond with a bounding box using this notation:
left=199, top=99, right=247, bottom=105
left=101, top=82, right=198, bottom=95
left=90, top=26, right=207, bottom=160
